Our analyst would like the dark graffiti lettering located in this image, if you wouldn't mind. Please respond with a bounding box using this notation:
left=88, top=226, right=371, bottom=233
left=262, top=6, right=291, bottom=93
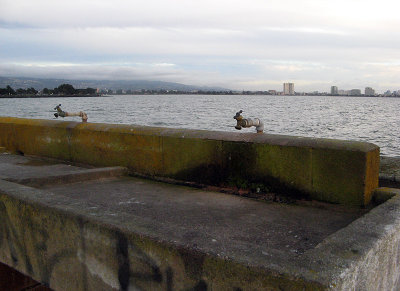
left=0, top=200, right=220, bottom=291
left=116, top=232, right=130, bottom=291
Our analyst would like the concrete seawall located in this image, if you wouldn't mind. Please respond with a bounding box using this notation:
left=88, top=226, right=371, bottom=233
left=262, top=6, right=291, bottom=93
left=3, top=117, right=400, bottom=290
left=0, top=117, right=379, bottom=206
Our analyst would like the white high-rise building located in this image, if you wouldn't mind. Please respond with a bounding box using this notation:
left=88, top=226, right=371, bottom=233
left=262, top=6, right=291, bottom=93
left=283, top=83, right=294, bottom=95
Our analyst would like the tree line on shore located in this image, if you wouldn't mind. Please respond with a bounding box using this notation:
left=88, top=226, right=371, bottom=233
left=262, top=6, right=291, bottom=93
left=0, top=84, right=98, bottom=97
left=0, top=83, right=237, bottom=96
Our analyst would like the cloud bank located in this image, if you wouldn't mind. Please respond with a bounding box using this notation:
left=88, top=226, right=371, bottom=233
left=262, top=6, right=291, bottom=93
left=1, top=0, right=400, bottom=92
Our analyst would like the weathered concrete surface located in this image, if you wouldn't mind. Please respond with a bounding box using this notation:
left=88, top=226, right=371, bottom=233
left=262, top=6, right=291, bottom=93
left=304, top=188, right=400, bottom=290
left=0, top=154, right=127, bottom=187
left=372, top=187, right=398, bottom=204
left=1, top=154, right=400, bottom=290
left=0, top=117, right=380, bottom=206
left=42, top=178, right=362, bottom=259
left=380, top=156, right=400, bottom=188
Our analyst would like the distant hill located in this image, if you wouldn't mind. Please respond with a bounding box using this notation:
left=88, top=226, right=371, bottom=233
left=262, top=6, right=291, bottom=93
left=0, top=77, right=229, bottom=92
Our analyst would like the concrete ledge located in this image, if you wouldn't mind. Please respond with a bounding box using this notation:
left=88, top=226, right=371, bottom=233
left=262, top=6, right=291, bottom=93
left=0, top=153, right=127, bottom=188
left=0, top=117, right=380, bottom=206
left=372, top=187, right=400, bottom=204
left=5, top=166, right=127, bottom=188
left=302, top=188, right=400, bottom=290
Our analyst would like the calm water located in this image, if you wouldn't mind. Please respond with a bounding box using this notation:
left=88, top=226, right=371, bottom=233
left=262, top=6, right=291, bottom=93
left=0, top=95, right=399, bottom=157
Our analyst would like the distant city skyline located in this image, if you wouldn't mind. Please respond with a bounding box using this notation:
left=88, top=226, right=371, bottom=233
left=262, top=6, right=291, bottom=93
left=2, top=76, right=400, bottom=96
left=1, top=0, right=400, bottom=92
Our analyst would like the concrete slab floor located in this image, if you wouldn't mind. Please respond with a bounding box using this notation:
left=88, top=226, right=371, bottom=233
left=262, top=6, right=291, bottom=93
left=43, top=177, right=364, bottom=265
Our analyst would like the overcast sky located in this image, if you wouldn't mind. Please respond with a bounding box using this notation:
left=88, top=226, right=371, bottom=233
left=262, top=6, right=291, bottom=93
left=1, top=0, right=400, bottom=92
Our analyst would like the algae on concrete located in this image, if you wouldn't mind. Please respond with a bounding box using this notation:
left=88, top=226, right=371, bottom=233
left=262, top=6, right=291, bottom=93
left=0, top=117, right=380, bottom=206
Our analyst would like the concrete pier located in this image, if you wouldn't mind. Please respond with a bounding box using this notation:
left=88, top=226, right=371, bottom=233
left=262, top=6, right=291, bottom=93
left=1, top=117, right=400, bottom=290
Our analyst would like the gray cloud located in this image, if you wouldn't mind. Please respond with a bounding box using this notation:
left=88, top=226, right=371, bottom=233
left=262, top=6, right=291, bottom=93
left=1, top=0, right=400, bottom=92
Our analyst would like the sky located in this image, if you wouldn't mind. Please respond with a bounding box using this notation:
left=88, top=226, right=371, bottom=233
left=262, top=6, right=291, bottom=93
left=1, top=0, right=400, bottom=92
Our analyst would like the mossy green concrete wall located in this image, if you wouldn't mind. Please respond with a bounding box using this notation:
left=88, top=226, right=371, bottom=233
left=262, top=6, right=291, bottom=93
left=0, top=117, right=379, bottom=206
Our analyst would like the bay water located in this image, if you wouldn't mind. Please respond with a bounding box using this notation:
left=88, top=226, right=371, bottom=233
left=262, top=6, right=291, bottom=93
left=0, top=95, right=399, bottom=157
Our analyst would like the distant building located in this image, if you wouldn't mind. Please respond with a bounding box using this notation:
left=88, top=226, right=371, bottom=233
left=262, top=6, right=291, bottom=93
left=350, top=89, right=361, bottom=96
left=268, top=90, right=277, bottom=95
left=331, top=86, right=338, bottom=95
left=283, top=83, right=294, bottom=95
left=365, top=87, right=375, bottom=96
left=384, top=90, right=392, bottom=96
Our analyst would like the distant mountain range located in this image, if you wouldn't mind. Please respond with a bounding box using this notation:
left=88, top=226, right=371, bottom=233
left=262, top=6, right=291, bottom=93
left=0, top=77, right=230, bottom=92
